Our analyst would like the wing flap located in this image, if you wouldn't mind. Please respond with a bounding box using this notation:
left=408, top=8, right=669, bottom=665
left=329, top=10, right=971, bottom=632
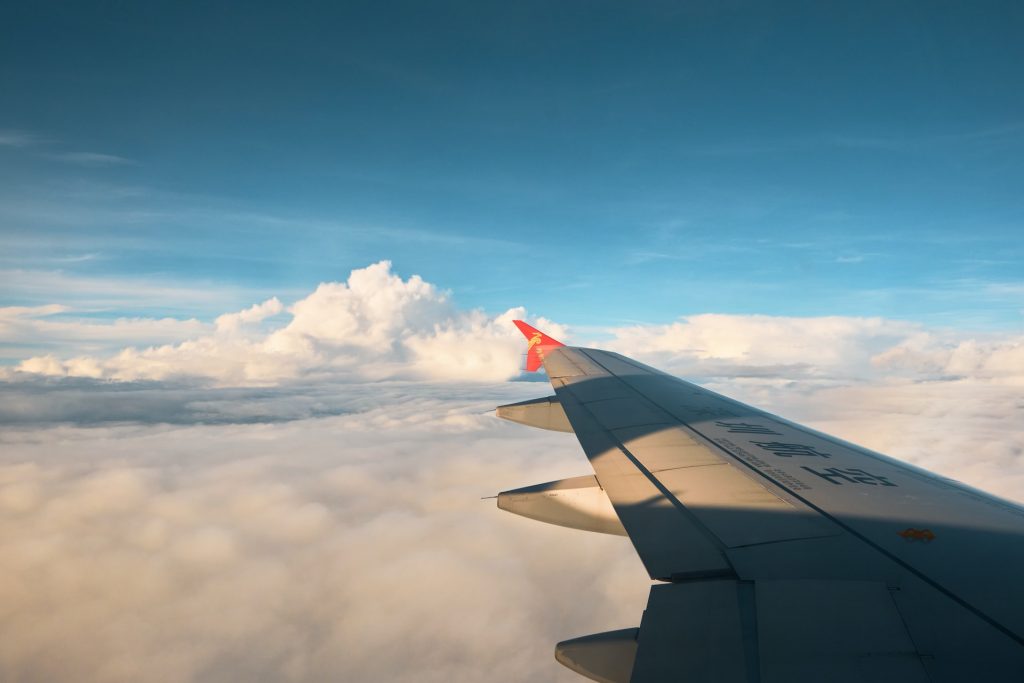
left=631, top=581, right=755, bottom=683
left=599, top=472, right=733, bottom=580
left=495, top=395, right=573, bottom=432
left=631, top=580, right=930, bottom=683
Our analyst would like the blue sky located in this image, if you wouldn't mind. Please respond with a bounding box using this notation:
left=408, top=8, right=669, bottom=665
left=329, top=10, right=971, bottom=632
left=2, top=1, right=1023, bottom=332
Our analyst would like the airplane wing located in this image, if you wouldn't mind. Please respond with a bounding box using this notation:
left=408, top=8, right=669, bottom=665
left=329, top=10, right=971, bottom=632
left=495, top=320, right=1024, bottom=683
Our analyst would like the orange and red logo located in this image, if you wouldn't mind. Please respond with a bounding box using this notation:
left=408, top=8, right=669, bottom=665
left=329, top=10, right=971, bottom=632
left=513, top=320, right=565, bottom=372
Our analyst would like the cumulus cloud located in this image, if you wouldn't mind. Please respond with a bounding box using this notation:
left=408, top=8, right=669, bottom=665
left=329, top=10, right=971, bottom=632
left=602, top=313, right=1024, bottom=384
left=603, top=314, right=916, bottom=374
left=14, top=263, right=1018, bottom=390
left=214, top=297, right=284, bottom=333
left=872, top=333, right=1024, bottom=380
left=12, top=262, right=564, bottom=385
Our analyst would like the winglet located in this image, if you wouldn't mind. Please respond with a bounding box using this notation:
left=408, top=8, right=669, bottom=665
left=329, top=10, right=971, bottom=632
left=513, top=320, right=565, bottom=372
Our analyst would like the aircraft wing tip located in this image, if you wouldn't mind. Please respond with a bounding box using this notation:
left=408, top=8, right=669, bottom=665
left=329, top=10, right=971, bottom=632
left=512, top=319, right=564, bottom=372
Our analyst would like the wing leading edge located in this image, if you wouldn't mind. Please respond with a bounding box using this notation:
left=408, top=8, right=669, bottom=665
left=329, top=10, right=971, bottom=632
left=495, top=321, right=1024, bottom=683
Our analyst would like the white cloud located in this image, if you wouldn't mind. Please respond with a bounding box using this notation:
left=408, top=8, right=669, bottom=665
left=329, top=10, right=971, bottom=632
left=601, top=314, right=1024, bottom=383
left=0, top=267, right=266, bottom=315
left=0, top=304, right=208, bottom=366
left=8, top=265, right=1022, bottom=421
left=12, top=261, right=564, bottom=385
left=0, top=384, right=647, bottom=683
left=0, top=304, right=70, bottom=318
left=15, top=355, right=70, bottom=377
left=0, top=371, right=1021, bottom=682
left=605, top=313, right=911, bottom=369
left=872, top=333, right=1024, bottom=381
left=214, top=297, right=283, bottom=333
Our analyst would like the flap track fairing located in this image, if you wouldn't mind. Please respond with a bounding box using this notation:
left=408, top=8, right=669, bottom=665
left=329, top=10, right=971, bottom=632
left=496, top=395, right=573, bottom=432
left=497, top=475, right=626, bottom=536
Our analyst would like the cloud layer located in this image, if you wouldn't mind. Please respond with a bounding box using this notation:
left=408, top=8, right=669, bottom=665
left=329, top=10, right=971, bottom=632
left=0, top=384, right=647, bottom=683
left=2, top=261, right=1022, bottom=681
left=1, top=373, right=1021, bottom=683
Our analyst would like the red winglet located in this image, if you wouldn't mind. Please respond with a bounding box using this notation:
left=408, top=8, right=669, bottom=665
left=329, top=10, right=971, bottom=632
left=513, top=320, right=564, bottom=372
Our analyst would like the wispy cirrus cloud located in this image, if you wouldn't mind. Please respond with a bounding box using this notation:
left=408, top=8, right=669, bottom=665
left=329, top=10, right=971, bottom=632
left=0, top=127, right=133, bottom=166
left=0, top=177, right=526, bottom=260
left=48, top=151, right=136, bottom=166
left=0, top=267, right=275, bottom=315
left=825, top=121, right=1024, bottom=150
left=0, top=304, right=70, bottom=318
left=0, top=306, right=207, bottom=362
left=0, top=129, right=45, bottom=147
left=688, top=121, right=1024, bottom=156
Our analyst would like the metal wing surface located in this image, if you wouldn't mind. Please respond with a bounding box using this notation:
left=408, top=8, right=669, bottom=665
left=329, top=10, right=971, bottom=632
left=496, top=321, right=1024, bottom=683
